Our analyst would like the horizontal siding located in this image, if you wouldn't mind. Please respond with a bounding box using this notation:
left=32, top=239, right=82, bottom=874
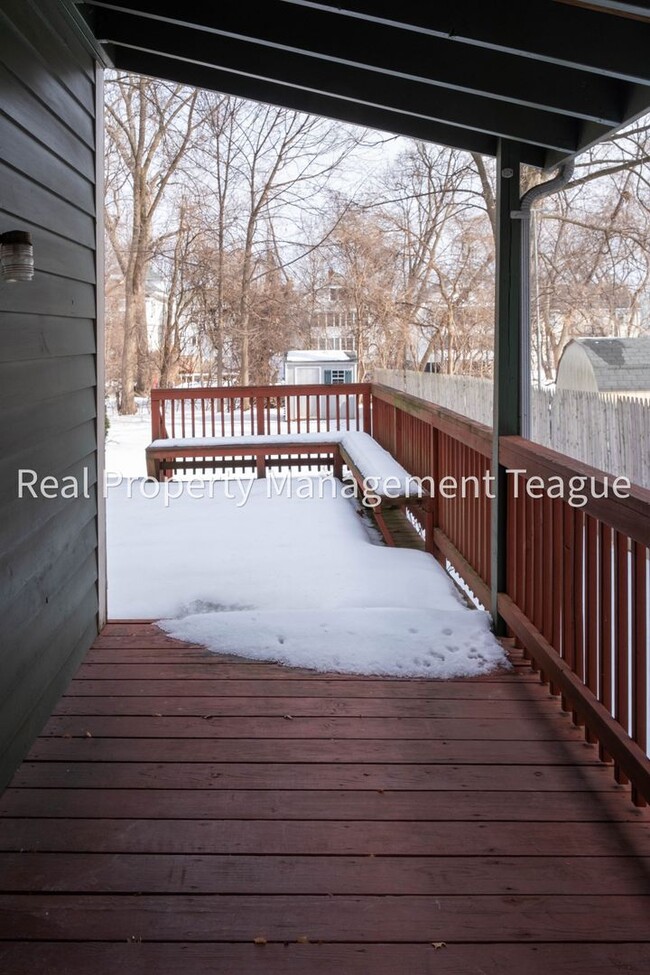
left=0, top=432, right=97, bottom=599
left=0, top=0, right=96, bottom=101
left=0, top=316, right=96, bottom=364
left=0, top=452, right=98, bottom=592
left=0, top=63, right=95, bottom=178
left=0, top=161, right=96, bottom=248
left=0, top=609, right=99, bottom=800
left=0, top=355, right=96, bottom=406
left=0, top=0, right=99, bottom=789
left=0, top=114, right=95, bottom=217
left=0, top=552, right=99, bottom=719
left=0, top=8, right=95, bottom=147
left=1, top=387, right=97, bottom=456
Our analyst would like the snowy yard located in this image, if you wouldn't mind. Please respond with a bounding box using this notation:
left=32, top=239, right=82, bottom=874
left=106, top=411, right=508, bottom=678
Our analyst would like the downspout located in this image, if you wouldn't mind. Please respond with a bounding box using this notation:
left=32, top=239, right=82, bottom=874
left=514, top=160, right=574, bottom=437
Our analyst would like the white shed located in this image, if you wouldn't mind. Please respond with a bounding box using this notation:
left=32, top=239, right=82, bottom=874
left=283, top=350, right=358, bottom=420
left=556, top=337, right=650, bottom=398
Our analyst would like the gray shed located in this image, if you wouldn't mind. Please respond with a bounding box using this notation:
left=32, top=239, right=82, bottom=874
left=556, top=337, right=650, bottom=396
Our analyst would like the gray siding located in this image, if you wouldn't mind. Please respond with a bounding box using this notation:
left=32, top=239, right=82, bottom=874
left=0, top=0, right=99, bottom=788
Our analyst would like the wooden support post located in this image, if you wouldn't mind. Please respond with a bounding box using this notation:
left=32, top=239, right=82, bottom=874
left=491, top=140, right=523, bottom=633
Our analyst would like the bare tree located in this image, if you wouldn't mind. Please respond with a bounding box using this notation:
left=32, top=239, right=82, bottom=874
left=195, top=96, right=357, bottom=384
left=105, top=74, right=199, bottom=412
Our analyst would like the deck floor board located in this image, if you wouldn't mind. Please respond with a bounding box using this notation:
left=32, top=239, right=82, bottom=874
left=1, top=622, right=649, bottom=973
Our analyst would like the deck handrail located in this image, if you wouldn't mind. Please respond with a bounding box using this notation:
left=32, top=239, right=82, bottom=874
left=369, top=381, right=650, bottom=807
left=151, top=383, right=372, bottom=442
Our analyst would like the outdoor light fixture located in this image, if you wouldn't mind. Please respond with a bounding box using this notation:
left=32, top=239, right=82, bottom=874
left=0, top=230, right=34, bottom=282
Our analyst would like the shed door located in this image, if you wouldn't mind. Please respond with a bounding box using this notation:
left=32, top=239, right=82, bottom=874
left=295, top=366, right=320, bottom=384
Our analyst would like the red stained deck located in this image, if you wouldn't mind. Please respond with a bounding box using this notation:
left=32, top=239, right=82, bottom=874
left=0, top=622, right=649, bottom=974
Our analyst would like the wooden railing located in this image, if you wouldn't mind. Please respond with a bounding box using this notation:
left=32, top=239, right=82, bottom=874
left=148, top=380, right=650, bottom=805
left=371, top=384, right=493, bottom=607
left=499, top=437, right=650, bottom=806
left=151, top=383, right=371, bottom=441
left=372, top=383, right=650, bottom=808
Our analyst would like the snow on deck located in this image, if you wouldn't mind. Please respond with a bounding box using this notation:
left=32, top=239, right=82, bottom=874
left=107, top=412, right=507, bottom=678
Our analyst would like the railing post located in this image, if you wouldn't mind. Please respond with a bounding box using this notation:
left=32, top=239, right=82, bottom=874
left=363, top=386, right=372, bottom=435
left=151, top=393, right=160, bottom=441
left=491, top=140, right=523, bottom=632
left=255, top=395, right=265, bottom=436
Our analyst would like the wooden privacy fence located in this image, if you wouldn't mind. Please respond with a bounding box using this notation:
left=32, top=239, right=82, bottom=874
left=148, top=380, right=650, bottom=806
left=374, top=368, right=650, bottom=488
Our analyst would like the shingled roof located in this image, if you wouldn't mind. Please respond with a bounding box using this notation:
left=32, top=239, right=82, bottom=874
left=558, top=337, right=650, bottom=393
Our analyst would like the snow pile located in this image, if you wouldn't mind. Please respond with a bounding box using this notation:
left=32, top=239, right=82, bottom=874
left=159, top=606, right=502, bottom=679
left=107, top=471, right=508, bottom=678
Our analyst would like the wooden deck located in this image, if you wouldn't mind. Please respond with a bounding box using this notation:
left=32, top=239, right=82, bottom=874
left=0, top=622, right=649, bottom=973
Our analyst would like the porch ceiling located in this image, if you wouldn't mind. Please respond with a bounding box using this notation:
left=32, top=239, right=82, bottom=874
left=69, top=0, right=650, bottom=168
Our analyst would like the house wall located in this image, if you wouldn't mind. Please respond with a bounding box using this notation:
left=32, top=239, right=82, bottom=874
left=0, top=0, right=100, bottom=788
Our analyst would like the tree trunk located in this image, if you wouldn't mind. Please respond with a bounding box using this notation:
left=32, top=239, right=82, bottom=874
left=119, top=291, right=138, bottom=414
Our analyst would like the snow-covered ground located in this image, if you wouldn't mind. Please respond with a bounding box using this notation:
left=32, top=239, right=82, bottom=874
left=105, top=410, right=509, bottom=678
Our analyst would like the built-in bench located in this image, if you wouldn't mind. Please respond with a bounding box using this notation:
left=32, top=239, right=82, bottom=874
left=338, top=433, right=433, bottom=548
left=146, top=432, right=344, bottom=481
left=145, top=429, right=432, bottom=550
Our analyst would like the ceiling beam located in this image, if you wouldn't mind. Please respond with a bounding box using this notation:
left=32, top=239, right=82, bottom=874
left=93, top=9, right=591, bottom=152
left=82, top=0, right=626, bottom=124
left=279, top=0, right=650, bottom=85
left=110, top=46, right=547, bottom=166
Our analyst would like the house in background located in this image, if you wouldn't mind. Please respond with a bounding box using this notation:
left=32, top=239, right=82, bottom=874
left=556, top=337, right=650, bottom=400
left=309, top=273, right=357, bottom=353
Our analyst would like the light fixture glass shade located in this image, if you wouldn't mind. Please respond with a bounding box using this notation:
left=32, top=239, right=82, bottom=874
left=0, top=230, right=34, bottom=282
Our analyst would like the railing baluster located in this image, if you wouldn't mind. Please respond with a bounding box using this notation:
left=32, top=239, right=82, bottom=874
left=574, top=508, right=585, bottom=688
left=585, top=515, right=599, bottom=741
left=631, top=542, right=648, bottom=806
left=599, top=523, right=613, bottom=762
left=614, top=532, right=630, bottom=783
left=562, top=504, right=576, bottom=709
left=552, top=498, right=564, bottom=656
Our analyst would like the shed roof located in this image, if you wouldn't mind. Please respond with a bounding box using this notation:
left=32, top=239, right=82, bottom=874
left=66, top=0, right=650, bottom=170
left=564, top=337, right=650, bottom=391
left=286, top=350, right=357, bottom=363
